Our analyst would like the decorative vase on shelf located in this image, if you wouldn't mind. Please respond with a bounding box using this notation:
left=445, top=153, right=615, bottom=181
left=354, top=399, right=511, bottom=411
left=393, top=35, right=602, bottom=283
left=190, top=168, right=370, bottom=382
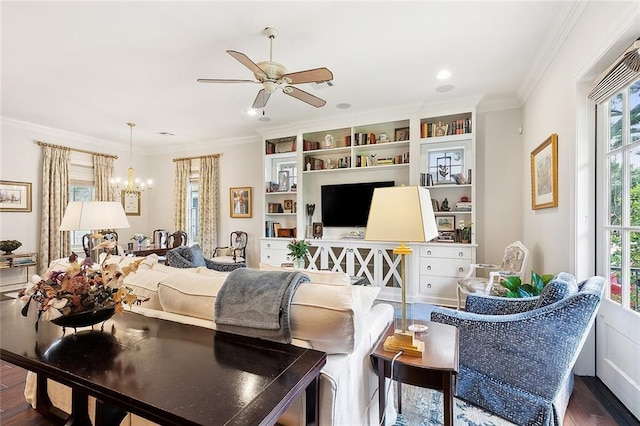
left=293, top=258, right=305, bottom=269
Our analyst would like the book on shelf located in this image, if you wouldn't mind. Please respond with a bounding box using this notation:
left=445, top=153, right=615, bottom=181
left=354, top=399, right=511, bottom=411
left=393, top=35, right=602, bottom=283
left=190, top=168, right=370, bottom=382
left=452, top=173, right=468, bottom=185
left=265, top=221, right=281, bottom=238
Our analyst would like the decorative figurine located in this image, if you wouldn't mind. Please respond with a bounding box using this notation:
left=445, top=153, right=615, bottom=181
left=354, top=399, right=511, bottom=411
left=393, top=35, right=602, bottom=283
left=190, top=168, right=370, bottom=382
left=324, top=134, right=335, bottom=149
left=440, top=198, right=450, bottom=211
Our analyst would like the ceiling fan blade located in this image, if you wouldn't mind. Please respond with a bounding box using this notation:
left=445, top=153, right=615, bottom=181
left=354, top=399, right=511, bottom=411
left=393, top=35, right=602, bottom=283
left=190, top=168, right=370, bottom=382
left=284, top=86, right=326, bottom=108
left=282, top=67, right=333, bottom=84
left=252, top=89, right=271, bottom=109
left=227, top=50, right=267, bottom=79
left=197, top=78, right=257, bottom=84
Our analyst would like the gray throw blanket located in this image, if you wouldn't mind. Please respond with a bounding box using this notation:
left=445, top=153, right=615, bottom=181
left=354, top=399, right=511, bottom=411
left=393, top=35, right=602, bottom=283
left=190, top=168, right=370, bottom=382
left=214, top=269, right=309, bottom=344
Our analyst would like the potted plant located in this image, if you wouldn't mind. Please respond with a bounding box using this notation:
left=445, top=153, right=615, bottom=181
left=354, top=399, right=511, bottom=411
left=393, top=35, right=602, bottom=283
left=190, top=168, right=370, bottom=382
left=458, top=221, right=472, bottom=244
left=287, top=239, right=310, bottom=269
left=500, top=271, right=554, bottom=298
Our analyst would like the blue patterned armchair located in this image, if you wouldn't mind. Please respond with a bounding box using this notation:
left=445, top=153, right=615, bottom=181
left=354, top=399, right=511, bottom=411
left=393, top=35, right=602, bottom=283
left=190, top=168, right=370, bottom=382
left=166, top=243, right=247, bottom=272
left=430, top=273, right=605, bottom=426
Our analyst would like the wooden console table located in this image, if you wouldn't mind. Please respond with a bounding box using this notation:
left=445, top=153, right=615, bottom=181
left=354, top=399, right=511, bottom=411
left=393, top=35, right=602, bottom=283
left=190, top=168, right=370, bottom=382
left=371, top=321, right=458, bottom=426
left=0, top=300, right=326, bottom=425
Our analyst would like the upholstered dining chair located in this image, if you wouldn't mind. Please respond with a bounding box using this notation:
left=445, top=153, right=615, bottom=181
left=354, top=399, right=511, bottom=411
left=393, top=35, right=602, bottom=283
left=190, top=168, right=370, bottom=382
left=167, top=230, right=188, bottom=248
left=456, top=240, right=529, bottom=309
left=152, top=229, right=169, bottom=248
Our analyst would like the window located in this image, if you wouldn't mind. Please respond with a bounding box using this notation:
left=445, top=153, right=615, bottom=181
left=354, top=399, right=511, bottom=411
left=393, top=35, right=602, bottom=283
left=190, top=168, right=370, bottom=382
left=69, top=183, right=95, bottom=248
left=186, top=181, right=199, bottom=244
left=274, top=159, right=297, bottom=191
left=602, top=78, right=640, bottom=312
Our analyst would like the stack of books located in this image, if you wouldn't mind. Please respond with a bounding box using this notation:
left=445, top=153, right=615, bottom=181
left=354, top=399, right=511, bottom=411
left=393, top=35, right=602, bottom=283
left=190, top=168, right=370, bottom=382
left=456, top=201, right=472, bottom=212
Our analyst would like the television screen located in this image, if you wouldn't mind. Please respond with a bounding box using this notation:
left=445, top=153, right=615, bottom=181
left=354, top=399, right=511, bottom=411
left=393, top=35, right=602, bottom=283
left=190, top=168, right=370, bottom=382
left=321, top=181, right=394, bottom=227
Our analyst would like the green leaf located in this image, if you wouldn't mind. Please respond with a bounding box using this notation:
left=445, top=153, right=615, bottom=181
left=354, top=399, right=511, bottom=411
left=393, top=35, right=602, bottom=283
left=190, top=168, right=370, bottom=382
left=501, top=276, right=521, bottom=292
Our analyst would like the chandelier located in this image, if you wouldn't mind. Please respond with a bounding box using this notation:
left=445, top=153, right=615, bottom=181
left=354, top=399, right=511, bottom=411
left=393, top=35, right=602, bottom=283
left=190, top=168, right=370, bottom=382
left=111, top=122, right=152, bottom=197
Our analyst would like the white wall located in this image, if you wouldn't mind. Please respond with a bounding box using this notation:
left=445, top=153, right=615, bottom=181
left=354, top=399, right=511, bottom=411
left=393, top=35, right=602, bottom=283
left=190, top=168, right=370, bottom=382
left=521, top=1, right=639, bottom=375
left=475, top=108, right=524, bottom=266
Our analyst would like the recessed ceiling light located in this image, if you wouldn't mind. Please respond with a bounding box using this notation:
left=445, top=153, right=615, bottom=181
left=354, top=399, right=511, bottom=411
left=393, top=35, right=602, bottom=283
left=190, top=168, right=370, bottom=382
left=259, top=116, right=271, bottom=122
left=436, top=70, right=451, bottom=80
left=336, top=103, right=351, bottom=109
left=436, top=85, right=454, bottom=93
left=246, top=109, right=258, bottom=116
left=158, top=131, right=175, bottom=137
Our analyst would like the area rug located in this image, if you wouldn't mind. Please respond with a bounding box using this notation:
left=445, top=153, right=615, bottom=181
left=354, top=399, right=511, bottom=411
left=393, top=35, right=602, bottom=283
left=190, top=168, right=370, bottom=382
left=391, top=383, right=515, bottom=426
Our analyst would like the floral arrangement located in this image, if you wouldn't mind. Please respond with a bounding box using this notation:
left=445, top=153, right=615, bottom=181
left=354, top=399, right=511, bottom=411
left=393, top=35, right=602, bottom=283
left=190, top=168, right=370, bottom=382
left=458, top=221, right=472, bottom=242
left=131, top=233, right=148, bottom=243
left=19, top=244, right=145, bottom=330
left=0, top=239, right=22, bottom=253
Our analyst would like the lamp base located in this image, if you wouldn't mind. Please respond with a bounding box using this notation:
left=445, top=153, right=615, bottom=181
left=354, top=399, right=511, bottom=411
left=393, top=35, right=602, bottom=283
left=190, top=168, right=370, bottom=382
left=383, top=330, right=424, bottom=357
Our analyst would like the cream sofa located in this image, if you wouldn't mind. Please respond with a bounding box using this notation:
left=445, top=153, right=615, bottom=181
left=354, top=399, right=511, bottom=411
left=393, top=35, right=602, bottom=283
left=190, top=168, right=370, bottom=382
left=25, top=255, right=397, bottom=426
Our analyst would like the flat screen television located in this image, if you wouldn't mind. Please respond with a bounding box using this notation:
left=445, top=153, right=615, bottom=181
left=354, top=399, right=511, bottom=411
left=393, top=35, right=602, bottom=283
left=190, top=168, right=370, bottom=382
left=321, top=181, right=394, bottom=227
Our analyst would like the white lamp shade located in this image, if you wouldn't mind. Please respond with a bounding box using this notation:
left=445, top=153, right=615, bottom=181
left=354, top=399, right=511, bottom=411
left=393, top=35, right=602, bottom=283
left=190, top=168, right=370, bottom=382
left=364, top=186, right=438, bottom=243
left=59, top=201, right=130, bottom=231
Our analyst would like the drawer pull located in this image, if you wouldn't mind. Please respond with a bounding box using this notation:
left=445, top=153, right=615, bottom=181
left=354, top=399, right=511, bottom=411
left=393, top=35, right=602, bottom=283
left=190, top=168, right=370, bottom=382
left=427, top=250, right=432, bottom=255
left=378, top=250, right=382, bottom=254
left=459, top=267, right=464, bottom=272
left=427, top=283, right=432, bottom=288
left=267, top=255, right=271, bottom=259
left=458, top=252, right=464, bottom=257
left=321, top=247, right=325, bottom=251
left=267, top=243, right=271, bottom=248
left=427, top=265, right=431, bottom=271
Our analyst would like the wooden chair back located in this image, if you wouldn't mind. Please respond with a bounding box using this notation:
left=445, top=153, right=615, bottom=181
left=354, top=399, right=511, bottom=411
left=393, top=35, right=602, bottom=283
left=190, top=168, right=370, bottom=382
left=168, top=230, right=188, bottom=248
left=82, top=230, right=118, bottom=257
left=152, top=229, right=170, bottom=248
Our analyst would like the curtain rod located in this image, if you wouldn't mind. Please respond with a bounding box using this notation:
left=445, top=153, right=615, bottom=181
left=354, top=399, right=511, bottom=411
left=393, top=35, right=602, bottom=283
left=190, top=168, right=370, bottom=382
left=172, top=153, right=222, bottom=162
left=36, top=141, right=118, bottom=159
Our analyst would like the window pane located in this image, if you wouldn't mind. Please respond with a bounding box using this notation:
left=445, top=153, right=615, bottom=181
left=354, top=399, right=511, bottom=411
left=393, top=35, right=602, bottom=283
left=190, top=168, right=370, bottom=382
left=630, top=80, right=640, bottom=144
left=610, top=92, right=623, bottom=150
left=69, top=184, right=94, bottom=247
left=609, top=153, right=622, bottom=226
left=630, top=231, right=640, bottom=313
left=631, top=149, right=640, bottom=226
left=610, top=230, right=622, bottom=305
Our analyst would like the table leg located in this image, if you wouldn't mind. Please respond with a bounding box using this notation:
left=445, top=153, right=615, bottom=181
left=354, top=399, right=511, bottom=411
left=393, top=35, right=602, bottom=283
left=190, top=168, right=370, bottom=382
left=35, top=374, right=67, bottom=424
left=304, top=375, right=320, bottom=426
left=442, top=371, right=454, bottom=426
left=377, top=359, right=385, bottom=425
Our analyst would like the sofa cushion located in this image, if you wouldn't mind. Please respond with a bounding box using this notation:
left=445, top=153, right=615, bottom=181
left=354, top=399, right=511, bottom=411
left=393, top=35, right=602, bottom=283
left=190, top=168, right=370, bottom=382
left=158, top=270, right=361, bottom=354
left=534, top=272, right=578, bottom=309
left=122, top=268, right=172, bottom=310
left=259, top=262, right=350, bottom=285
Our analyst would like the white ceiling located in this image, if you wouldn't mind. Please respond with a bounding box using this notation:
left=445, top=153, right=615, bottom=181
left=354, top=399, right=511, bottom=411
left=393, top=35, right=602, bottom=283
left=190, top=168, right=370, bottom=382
left=2, top=1, right=580, bottom=151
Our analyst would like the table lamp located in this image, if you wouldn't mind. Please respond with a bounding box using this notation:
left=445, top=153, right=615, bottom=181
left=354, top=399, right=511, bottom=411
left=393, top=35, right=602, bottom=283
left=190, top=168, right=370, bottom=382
left=365, top=186, right=438, bottom=357
left=59, top=201, right=130, bottom=254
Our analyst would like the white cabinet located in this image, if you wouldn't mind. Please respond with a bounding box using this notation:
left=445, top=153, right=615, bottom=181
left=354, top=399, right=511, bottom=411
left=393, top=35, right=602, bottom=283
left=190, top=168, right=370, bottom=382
left=260, top=239, right=292, bottom=266
left=413, top=244, right=472, bottom=306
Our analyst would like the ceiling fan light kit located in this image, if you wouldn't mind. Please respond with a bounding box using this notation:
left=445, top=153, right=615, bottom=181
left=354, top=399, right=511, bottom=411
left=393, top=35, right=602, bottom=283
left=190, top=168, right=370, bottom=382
left=198, top=27, right=333, bottom=109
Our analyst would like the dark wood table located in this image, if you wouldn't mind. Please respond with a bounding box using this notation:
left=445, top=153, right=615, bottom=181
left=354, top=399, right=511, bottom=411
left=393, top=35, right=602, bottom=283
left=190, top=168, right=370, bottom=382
left=370, top=321, right=458, bottom=426
left=130, top=244, right=169, bottom=257
left=0, top=299, right=326, bottom=426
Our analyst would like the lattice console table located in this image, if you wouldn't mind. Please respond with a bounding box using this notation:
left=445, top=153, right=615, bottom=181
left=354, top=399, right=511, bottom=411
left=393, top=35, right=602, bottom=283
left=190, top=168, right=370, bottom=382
left=0, top=252, right=38, bottom=284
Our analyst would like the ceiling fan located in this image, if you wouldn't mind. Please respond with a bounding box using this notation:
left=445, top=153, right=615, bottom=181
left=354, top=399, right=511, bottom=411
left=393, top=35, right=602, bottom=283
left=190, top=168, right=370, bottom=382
left=198, top=27, right=333, bottom=109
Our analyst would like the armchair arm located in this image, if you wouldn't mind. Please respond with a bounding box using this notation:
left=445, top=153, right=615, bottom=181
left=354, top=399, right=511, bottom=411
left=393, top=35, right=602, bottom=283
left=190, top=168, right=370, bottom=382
left=464, top=263, right=499, bottom=279
left=464, top=293, right=538, bottom=315
left=430, top=299, right=597, bottom=400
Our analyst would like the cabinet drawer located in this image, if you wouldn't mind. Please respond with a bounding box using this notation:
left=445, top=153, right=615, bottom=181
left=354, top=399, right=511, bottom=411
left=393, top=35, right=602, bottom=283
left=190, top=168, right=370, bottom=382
left=419, top=245, right=471, bottom=259
left=261, top=239, right=289, bottom=251
left=418, top=275, right=458, bottom=299
left=261, top=249, right=291, bottom=266
left=419, top=257, right=468, bottom=277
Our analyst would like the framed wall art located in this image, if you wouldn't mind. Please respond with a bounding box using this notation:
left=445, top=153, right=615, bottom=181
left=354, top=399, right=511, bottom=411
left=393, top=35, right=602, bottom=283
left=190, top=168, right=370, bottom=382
left=121, top=190, right=141, bottom=216
left=530, top=133, right=558, bottom=210
left=230, top=187, right=252, bottom=218
left=0, top=180, right=32, bottom=212
left=436, top=215, right=455, bottom=231
left=394, top=127, right=410, bottom=142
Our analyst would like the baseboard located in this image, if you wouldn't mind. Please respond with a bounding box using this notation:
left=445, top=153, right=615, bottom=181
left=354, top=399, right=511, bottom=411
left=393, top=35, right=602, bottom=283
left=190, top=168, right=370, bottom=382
left=579, top=376, right=640, bottom=425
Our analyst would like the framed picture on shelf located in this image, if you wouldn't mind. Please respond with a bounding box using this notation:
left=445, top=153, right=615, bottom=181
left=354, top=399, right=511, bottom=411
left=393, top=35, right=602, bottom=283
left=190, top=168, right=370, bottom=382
left=313, top=222, right=323, bottom=238
left=394, top=127, right=410, bottom=141
left=121, top=190, right=141, bottom=216
left=530, top=133, right=558, bottom=210
left=230, top=187, right=252, bottom=218
left=0, top=180, right=32, bottom=212
left=278, top=171, right=290, bottom=192
left=283, top=199, right=294, bottom=213
left=436, top=215, right=455, bottom=231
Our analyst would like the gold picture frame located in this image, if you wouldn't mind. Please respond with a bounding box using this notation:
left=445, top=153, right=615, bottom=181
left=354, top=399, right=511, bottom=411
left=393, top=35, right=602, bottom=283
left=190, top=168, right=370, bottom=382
left=0, top=180, right=32, bottom=212
left=121, top=190, right=141, bottom=216
left=530, top=133, right=558, bottom=210
left=230, top=187, right=252, bottom=218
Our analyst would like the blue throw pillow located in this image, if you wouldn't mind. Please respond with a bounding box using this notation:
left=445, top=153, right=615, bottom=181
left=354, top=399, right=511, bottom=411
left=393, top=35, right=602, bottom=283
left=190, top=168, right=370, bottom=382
left=188, top=243, right=206, bottom=267
left=534, top=272, right=578, bottom=309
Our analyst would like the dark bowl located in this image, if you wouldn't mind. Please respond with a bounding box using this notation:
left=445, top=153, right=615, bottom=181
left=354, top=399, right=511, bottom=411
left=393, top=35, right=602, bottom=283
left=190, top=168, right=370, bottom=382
left=50, top=306, right=116, bottom=328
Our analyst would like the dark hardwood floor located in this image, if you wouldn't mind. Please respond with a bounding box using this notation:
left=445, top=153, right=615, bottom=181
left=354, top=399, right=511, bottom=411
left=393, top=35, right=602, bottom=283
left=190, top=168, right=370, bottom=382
left=1, top=359, right=637, bottom=426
